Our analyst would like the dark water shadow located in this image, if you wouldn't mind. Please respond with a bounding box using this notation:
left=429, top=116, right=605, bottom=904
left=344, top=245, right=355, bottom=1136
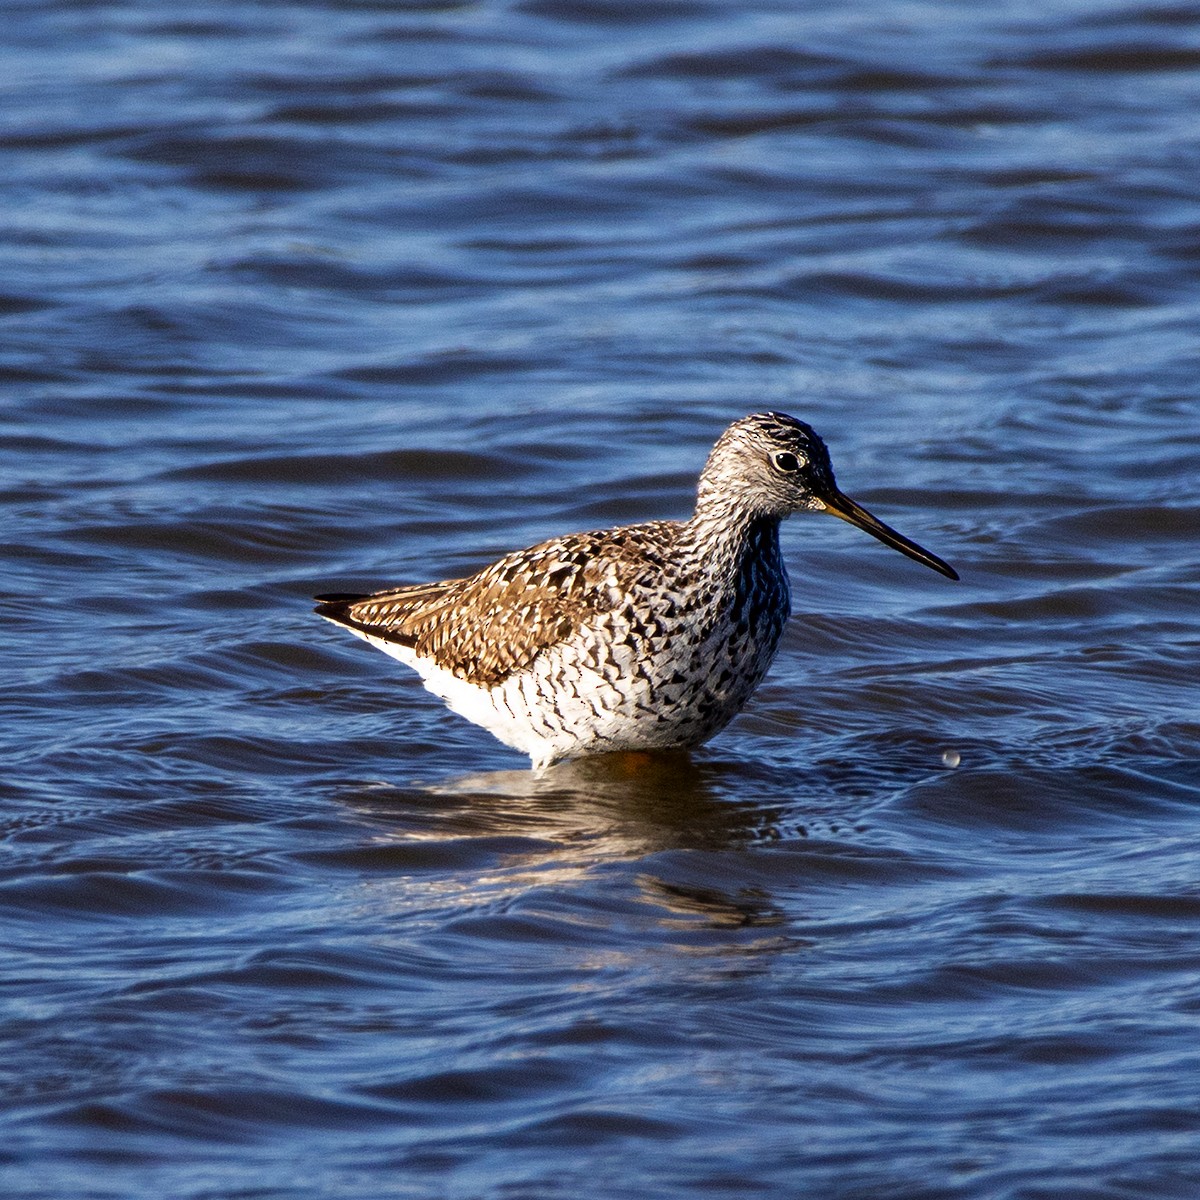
left=335, top=752, right=795, bottom=858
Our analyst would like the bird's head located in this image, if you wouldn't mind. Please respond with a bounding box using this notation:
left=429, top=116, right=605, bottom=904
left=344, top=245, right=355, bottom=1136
left=696, top=412, right=958, bottom=580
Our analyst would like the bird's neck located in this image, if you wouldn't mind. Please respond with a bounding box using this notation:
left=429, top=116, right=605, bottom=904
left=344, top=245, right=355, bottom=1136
left=682, top=502, right=783, bottom=586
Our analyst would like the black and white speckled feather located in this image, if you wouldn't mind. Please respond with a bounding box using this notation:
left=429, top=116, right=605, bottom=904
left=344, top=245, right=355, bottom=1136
left=315, top=412, right=957, bottom=767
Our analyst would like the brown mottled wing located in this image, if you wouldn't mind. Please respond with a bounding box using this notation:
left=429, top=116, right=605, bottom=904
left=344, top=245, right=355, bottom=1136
left=314, top=522, right=679, bottom=687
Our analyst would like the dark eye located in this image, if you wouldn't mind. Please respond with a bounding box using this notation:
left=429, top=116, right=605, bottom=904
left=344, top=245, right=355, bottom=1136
left=772, top=451, right=804, bottom=473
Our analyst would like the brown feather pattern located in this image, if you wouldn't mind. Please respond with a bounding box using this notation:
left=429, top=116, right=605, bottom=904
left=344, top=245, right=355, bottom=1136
left=315, top=521, right=678, bottom=688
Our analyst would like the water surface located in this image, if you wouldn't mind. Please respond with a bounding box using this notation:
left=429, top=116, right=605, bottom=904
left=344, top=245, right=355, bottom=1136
left=3, top=1, right=1200, bottom=1197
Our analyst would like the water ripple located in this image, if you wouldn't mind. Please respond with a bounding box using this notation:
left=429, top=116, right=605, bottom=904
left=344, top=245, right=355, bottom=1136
left=4, top=1, right=1200, bottom=1198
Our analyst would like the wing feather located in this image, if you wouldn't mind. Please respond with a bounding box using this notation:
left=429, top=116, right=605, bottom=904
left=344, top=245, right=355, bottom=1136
left=315, top=521, right=679, bottom=687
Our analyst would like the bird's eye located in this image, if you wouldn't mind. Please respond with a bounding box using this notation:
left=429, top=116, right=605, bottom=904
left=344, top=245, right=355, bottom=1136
left=772, top=451, right=805, bottom=473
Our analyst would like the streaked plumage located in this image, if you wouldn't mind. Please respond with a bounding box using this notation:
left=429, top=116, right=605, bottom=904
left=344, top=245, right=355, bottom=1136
left=315, top=413, right=957, bottom=768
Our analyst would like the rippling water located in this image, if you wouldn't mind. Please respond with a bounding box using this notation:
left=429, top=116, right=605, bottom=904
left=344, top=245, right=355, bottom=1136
left=4, top=1, right=1200, bottom=1197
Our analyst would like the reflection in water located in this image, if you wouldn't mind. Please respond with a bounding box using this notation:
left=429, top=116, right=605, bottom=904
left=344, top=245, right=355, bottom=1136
left=331, top=753, right=804, bottom=947
left=641, top=875, right=792, bottom=937
left=340, top=752, right=791, bottom=853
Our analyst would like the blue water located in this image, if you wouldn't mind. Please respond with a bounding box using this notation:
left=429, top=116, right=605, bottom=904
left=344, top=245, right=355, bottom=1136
left=4, top=1, right=1200, bottom=1197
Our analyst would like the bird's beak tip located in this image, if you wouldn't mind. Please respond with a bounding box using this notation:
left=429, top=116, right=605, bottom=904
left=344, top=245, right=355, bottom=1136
left=821, top=488, right=959, bottom=581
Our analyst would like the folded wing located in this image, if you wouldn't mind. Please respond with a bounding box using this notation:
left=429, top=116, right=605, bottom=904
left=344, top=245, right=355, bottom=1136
left=315, top=523, right=677, bottom=688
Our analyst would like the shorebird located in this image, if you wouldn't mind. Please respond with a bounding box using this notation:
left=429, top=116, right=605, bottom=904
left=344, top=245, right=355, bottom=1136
left=315, top=413, right=958, bottom=768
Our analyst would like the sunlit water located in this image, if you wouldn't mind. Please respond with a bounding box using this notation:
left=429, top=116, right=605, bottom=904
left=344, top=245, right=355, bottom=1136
left=3, top=2, right=1200, bottom=1197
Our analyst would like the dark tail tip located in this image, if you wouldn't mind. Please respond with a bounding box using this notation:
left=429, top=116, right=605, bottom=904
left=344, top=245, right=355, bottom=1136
left=313, top=592, right=367, bottom=618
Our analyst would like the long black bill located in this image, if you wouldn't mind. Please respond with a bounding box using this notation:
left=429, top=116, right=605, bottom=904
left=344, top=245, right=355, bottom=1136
left=819, top=488, right=959, bottom=580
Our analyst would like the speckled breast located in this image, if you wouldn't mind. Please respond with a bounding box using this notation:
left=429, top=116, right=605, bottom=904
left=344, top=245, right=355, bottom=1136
left=487, top=523, right=793, bottom=762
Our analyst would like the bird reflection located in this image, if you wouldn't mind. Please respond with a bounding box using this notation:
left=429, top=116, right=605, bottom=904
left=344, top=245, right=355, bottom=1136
left=344, top=752, right=792, bottom=852
left=332, top=752, right=806, bottom=942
